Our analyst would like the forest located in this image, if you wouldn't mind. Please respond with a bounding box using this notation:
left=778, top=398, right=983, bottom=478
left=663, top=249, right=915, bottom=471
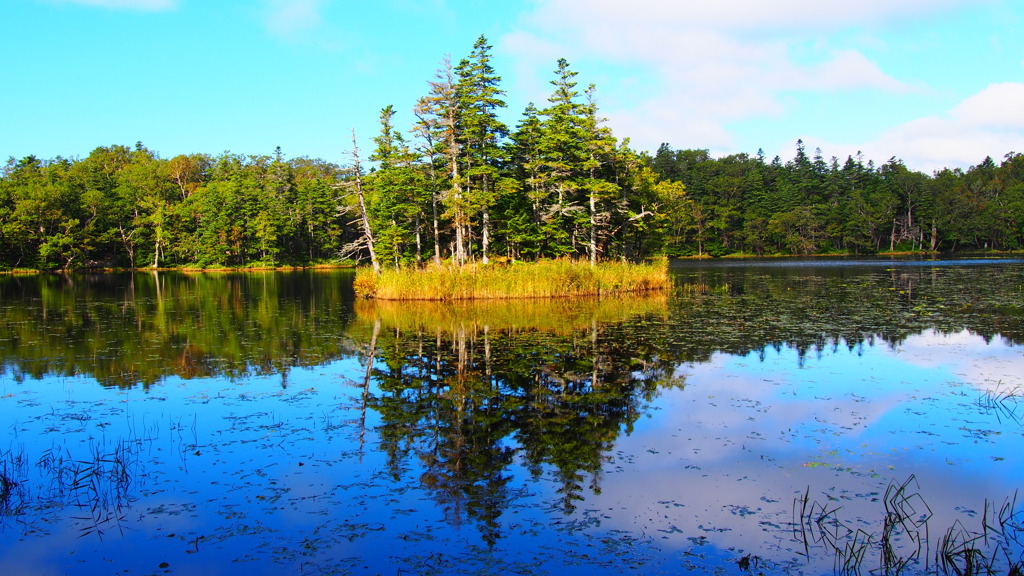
left=2, top=35, right=1023, bottom=271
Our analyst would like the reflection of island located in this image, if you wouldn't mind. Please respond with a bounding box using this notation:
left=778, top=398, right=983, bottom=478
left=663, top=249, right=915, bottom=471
left=350, top=298, right=680, bottom=545
left=2, top=261, right=1020, bottom=389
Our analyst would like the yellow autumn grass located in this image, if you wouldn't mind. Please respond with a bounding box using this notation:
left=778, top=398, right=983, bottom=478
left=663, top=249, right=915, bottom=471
left=353, top=258, right=670, bottom=301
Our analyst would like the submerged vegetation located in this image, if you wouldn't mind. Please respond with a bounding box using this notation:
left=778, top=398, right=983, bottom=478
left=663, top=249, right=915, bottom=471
left=353, top=258, right=670, bottom=300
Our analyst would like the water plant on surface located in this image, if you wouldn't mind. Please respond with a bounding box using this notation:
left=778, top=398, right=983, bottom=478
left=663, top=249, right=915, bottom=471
left=2, top=439, right=141, bottom=538
left=794, top=476, right=1023, bottom=575
left=978, top=382, right=1023, bottom=425
left=0, top=448, right=27, bottom=519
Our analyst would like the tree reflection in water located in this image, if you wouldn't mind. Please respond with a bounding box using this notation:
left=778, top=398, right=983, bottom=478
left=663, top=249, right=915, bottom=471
left=353, top=298, right=680, bottom=545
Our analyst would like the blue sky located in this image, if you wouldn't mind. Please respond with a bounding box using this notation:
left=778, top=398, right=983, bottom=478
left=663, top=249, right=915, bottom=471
left=3, top=0, right=1022, bottom=173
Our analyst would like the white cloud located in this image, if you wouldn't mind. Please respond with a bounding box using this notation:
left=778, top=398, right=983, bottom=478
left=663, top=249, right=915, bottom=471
left=891, top=329, right=1024, bottom=390
left=263, top=0, right=324, bottom=39
left=819, top=82, right=1024, bottom=172
left=503, top=0, right=1007, bottom=161
left=951, top=82, right=1024, bottom=129
left=808, top=50, right=911, bottom=92
left=501, top=0, right=940, bottom=154
left=524, top=0, right=990, bottom=35
left=50, top=0, right=178, bottom=10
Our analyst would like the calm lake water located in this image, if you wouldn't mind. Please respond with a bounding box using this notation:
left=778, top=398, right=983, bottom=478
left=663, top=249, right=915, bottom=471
left=1, top=258, right=1023, bottom=575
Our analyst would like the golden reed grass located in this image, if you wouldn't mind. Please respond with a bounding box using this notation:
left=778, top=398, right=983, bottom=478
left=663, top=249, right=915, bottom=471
left=354, top=258, right=669, bottom=301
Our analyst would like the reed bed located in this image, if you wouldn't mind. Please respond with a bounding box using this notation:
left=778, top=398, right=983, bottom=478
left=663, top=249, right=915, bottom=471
left=354, top=258, right=670, bottom=301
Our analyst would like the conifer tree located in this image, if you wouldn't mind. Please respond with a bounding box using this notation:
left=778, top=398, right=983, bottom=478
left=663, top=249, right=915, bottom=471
left=416, top=56, right=468, bottom=264
left=536, top=58, right=591, bottom=257
left=454, top=35, right=511, bottom=264
left=369, top=105, right=427, bottom=267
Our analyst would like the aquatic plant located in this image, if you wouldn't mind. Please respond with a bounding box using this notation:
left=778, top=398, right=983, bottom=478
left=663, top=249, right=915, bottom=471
left=0, top=448, right=27, bottom=519
left=2, top=439, right=141, bottom=538
left=977, top=382, right=1023, bottom=425
left=794, top=477, right=1023, bottom=576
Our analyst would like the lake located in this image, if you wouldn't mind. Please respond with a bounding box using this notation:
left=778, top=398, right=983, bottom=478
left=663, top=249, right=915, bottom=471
left=1, top=258, right=1022, bottom=575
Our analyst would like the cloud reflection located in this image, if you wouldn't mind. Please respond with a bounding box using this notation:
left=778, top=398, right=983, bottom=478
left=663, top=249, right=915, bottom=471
left=581, top=333, right=1024, bottom=569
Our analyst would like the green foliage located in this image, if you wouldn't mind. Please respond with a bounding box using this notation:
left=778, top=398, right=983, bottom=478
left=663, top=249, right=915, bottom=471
left=648, top=145, right=1024, bottom=256
left=2, top=39, right=1023, bottom=270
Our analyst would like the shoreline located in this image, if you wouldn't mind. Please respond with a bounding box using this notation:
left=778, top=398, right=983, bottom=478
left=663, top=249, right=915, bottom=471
left=4, top=249, right=1023, bottom=276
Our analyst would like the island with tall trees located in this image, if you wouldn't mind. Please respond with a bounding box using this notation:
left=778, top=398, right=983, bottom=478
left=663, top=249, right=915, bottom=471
left=2, top=35, right=1022, bottom=285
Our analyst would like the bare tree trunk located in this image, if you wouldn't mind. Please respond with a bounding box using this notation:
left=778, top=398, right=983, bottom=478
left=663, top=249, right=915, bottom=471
left=452, top=160, right=466, bottom=266
left=351, top=129, right=380, bottom=275
left=432, top=195, right=441, bottom=264
left=415, top=213, right=423, bottom=265
left=589, top=188, right=598, bottom=267
left=482, top=208, right=490, bottom=264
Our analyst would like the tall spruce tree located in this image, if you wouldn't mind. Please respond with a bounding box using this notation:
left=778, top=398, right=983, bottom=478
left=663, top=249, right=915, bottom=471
left=536, top=58, right=591, bottom=257
left=416, top=56, right=468, bottom=265
left=454, top=35, right=510, bottom=264
left=369, top=105, right=427, bottom=267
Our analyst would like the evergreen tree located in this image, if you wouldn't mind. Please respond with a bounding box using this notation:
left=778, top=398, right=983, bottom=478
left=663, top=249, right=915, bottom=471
left=535, top=58, right=591, bottom=258
left=455, top=35, right=511, bottom=264
left=369, top=105, right=427, bottom=267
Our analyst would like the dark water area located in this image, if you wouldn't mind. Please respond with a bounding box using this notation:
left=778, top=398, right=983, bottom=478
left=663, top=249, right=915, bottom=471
left=1, top=260, right=1022, bottom=575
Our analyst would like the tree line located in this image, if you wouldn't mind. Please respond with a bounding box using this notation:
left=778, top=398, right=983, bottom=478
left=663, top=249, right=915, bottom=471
left=2, top=35, right=1022, bottom=270
left=651, top=142, right=1024, bottom=256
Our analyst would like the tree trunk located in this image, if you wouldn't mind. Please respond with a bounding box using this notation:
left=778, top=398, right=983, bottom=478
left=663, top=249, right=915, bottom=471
left=482, top=207, right=490, bottom=264
left=432, top=193, right=441, bottom=264
left=415, top=213, right=423, bottom=265
left=589, top=188, right=598, bottom=267
left=351, top=129, right=380, bottom=275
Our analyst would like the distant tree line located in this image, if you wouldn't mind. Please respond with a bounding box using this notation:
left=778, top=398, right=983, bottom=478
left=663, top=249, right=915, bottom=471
left=2, top=35, right=1022, bottom=270
left=651, top=142, right=1024, bottom=256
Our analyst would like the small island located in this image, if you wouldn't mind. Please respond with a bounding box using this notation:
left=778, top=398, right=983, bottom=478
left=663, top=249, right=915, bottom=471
left=353, top=258, right=670, bottom=300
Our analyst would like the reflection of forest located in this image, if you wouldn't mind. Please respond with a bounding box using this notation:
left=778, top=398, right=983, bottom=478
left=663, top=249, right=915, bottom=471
left=0, top=270, right=357, bottom=387
left=347, top=261, right=1024, bottom=543
left=1, top=263, right=1022, bottom=543
left=351, top=298, right=679, bottom=545
left=0, top=262, right=1020, bottom=385
left=668, top=260, right=1024, bottom=365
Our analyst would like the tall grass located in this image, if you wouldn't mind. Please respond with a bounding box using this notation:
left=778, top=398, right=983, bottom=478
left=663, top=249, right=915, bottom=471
left=354, top=258, right=670, bottom=300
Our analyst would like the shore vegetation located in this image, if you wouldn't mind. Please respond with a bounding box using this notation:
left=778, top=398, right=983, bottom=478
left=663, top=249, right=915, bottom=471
left=354, top=258, right=669, bottom=300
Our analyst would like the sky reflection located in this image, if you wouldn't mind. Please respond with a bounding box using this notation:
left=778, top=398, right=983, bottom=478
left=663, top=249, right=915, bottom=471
left=586, top=330, right=1024, bottom=572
